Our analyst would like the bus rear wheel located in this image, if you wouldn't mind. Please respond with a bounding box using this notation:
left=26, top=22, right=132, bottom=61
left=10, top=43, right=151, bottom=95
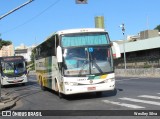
left=40, top=79, right=45, bottom=91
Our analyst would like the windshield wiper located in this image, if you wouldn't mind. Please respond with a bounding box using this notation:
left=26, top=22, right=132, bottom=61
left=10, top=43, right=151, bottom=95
left=92, top=59, right=103, bottom=73
left=89, top=50, right=103, bottom=74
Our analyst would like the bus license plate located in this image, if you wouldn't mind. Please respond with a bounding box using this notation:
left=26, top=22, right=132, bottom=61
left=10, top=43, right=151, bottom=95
left=14, top=80, right=19, bottom=83
left=87, top=87, right=96, bottom=90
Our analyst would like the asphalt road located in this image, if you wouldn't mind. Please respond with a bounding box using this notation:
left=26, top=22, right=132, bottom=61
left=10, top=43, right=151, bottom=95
left=1, top=74, right=160, bottom=119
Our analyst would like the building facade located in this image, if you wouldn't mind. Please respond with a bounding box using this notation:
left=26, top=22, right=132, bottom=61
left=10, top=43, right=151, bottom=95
left=0, top=44, right=14, bottom=57
left=115, top=30, right=160, bottom=68
left=15, top=44, right=35, bottom=62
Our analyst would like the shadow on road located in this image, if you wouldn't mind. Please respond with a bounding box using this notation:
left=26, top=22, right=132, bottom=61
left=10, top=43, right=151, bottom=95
left=44, top=87, right=118, bottom=101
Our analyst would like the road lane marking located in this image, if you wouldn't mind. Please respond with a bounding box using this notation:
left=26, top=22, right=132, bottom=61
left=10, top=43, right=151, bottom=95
left=120, top=97, right=160, bottom=106
left=138, top=95, right=160, bottom=100
left=116, top=78, right=140, bottom=82
left=116, top=79, right=132, bottom=82
left=102, top=100, right=145, bottom=109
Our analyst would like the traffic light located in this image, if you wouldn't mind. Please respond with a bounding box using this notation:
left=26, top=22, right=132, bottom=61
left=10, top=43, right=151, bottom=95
left=76, top=0, right=87, bottom=4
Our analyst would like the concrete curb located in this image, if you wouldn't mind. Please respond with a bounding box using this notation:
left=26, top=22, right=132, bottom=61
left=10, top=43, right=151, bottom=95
left=0, top=95, right=18, bottom=111
left=0, top=100, right=16, bottom=111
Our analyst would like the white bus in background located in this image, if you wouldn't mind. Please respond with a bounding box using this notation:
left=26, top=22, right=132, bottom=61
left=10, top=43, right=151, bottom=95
left=34, top=28, right=121, bottom=98
left=0, top=56, right=28, bottom=87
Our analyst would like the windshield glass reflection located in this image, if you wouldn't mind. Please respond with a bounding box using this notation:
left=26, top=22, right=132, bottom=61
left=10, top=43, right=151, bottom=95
left=2, top=61, right=26, bottom=77
left=63, top=46, right=113, bottom=76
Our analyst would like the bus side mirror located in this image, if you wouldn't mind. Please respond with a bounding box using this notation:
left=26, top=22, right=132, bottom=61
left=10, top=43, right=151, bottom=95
left=112, top=42, right=121, bottom=59
left=57, top=46, right=63, bottom=63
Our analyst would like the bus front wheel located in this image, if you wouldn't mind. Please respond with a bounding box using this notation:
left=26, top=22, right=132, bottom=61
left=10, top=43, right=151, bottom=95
left=96, top=92, right=102, bottom=97
left=55, top=82, right=62, bottom=99
left=1, top=85, right=4, bottom=88
left=21, top=83, right=25, bottom=86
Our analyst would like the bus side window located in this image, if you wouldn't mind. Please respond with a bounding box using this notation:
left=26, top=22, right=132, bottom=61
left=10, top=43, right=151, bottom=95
left=35, top=48, right=41, bottom=57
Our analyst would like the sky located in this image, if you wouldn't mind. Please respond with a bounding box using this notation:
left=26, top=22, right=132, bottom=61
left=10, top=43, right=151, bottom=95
left=0, top=0, right=160, bottom=47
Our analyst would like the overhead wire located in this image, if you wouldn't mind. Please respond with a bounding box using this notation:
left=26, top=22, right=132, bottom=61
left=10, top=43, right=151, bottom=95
left=1, top=0, right=61, bottom=34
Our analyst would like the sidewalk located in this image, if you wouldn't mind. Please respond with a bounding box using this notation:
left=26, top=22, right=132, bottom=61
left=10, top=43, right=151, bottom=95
left=0, top=91, right=18, bottom=111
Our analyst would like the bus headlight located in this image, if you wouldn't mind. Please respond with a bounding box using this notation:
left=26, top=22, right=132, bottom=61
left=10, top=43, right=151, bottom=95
left=4, top=76, right=8, bottom=80
left=64, top=82, right=78, bottom=86
left=104, top=78, right=115, bottom=83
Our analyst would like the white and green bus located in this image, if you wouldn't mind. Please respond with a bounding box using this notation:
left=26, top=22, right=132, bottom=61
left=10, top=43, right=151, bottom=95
left=0, top=56, right=28, bottom=87
left=34, top=28, right=120, bottom=98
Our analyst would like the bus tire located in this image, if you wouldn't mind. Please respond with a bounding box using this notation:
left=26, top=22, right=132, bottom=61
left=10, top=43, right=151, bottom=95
left=22, top=83, right=25, bottom=86
left=1, top=85, right=4, bottom=88
left=55, top=81, right=63, bottom=99
left=96, top=92, right=102, bottom=97
left=40, top=79, right=45, bottom=91
left=111, top=88, right=117, bottom=96
left=58, top=92, right=63, bottom=99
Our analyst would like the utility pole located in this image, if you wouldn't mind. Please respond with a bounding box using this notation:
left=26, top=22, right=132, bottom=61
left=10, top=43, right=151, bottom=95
left=0, top=0, right=34, bottom=20
left=0, top=0, right=34, bottom=102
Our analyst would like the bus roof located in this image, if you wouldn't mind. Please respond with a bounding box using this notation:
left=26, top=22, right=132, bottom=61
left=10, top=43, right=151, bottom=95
left=36, top=28, right=108, bottom=49
left=45, top=28, right=107, bottom=40
left=0, top=56, right=25, bottom=62
left=56, top=28, right=107, bottom=35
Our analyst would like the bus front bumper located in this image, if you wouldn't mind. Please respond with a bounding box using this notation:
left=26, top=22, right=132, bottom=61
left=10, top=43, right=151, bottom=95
left=62, top=81, right=115, bottom=95
left=1, top=76, right=28, bottom=86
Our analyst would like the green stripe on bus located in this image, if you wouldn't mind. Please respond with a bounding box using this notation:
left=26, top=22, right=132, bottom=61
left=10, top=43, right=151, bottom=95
left=46, top=57, right=52, bottom=88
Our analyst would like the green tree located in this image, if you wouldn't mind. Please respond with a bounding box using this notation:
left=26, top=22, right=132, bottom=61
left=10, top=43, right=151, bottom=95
left=30, top=50, right=35, bottom=70
left=154, top=25, right=160, bottom=32
left=0, top=39, right=12, bottom=49
left=30, top=52, right=34, bottom=63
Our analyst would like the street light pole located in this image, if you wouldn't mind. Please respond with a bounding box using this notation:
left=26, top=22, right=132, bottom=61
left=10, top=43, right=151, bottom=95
left=120, top=23, right=127, bottom=70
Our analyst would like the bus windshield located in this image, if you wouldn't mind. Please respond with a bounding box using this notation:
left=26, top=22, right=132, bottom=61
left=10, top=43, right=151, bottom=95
left=2, top=61, right=26, bottom=77
left=63, top=46, right=113, bottom=76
